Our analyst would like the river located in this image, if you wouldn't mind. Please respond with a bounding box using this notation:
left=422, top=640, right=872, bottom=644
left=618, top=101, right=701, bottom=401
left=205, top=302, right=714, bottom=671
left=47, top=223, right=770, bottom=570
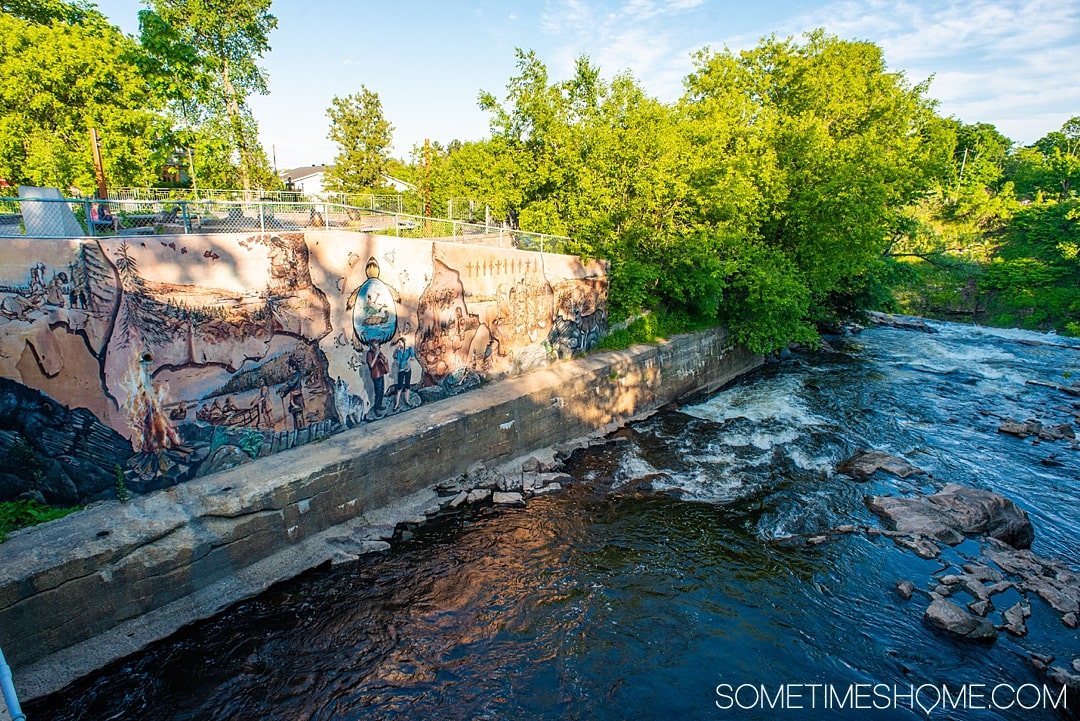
left=28, top=319, right=1080, bottom=720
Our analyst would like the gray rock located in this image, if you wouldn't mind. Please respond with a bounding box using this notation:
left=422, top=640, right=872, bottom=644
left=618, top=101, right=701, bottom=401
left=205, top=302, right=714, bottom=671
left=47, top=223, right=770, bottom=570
left=534, top=482, right=563, bottom=496
left=1064, top=612, right=1079, bottom=629
left=1072, top=658, right=1080, bottom=674
left=1040, top=423, right=1075, bottom=441
left=865, top=483, right=1034, bottom=549
left=896, top=580, right=915, bottom=600
left=1003, top=602, right=1028, bottom=636
left=1031, top=653, right=1055, bottom=671
left=968, top=599, right=992, bottom=617
left=998, top=419, right=1042, bottom=438
left=896, top=535, right=941, bottom=558
left=492, top=491, right=525, bottom=506
left=520, top=456, right=543, bottom=473
left=466, top=488, right=491, bottom=504
left=1046, top=667, right=1080, bottom=692
left=838, top=449, right=924, bottom=480
left=1022, top=575, right=1080, bottom=615
left=924, top=597, right=997, bottom=641
left=963, top=563, right=1002, bottom=583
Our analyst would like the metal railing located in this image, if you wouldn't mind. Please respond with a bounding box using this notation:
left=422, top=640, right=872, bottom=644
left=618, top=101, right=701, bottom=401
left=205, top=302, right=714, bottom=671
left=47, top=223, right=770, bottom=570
left=0, top=645, right=25, bottom=721
left=0, top=195, right=573, bottom=252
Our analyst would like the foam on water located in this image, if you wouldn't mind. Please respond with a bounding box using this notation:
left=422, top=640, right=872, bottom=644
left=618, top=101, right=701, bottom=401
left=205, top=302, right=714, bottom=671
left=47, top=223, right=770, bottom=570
left=683, top=374, right=825, bottom=428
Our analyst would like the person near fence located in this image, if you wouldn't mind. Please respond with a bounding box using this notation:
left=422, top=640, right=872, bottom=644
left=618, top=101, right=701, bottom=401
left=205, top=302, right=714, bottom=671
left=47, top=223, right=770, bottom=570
left=91, top=202, right=120, bottom=232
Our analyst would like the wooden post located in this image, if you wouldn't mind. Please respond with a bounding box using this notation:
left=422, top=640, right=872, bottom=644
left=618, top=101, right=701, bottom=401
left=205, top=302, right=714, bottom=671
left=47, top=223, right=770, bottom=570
left=89, top=128, right=108, bottom=199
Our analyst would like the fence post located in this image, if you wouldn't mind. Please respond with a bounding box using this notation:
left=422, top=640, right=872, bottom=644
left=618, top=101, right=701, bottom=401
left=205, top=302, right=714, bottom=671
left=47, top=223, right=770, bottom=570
left=84, top=199, right=95, bottom=237
left=181, top=202, right=191, bottom=234
left=259, top=202, right=265, bottom=234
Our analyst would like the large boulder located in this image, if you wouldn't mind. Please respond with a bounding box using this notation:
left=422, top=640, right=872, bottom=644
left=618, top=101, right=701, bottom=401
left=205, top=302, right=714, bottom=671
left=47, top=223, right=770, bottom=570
left=865, top=483, right=1034, bottom=549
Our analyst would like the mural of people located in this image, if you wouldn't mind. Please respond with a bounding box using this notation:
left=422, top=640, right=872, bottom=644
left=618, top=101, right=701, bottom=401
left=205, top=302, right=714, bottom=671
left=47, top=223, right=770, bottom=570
left=366, top=340, right=389, bottom=414
left=0, top=232, right=607, bottom=502
left=392, top=336, right=417, bottom=411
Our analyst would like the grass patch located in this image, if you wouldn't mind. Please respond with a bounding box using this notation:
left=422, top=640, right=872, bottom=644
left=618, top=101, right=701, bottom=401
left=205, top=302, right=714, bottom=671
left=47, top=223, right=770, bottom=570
left=0, top=499, right=81, bottom=543
left=594, top=311, right=715, bottom=352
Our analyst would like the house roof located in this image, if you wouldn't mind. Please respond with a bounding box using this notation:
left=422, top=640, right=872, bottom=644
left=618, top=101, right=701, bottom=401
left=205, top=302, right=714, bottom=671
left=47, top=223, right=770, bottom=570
left=279, top=165, right=327, bottom=182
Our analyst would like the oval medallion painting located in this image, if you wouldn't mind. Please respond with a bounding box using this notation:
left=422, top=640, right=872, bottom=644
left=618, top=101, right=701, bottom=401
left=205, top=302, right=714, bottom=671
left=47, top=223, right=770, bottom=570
left=351, top=257, right=397, bottom=345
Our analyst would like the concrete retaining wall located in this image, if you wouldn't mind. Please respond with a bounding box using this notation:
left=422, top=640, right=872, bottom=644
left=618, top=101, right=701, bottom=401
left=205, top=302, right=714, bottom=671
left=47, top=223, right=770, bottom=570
left=0, top=328, right=761, bottom=700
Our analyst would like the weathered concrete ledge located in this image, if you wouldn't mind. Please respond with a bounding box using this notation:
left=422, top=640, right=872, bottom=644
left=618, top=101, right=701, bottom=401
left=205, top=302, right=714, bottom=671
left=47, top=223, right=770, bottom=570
left=0, top=328, right=760, bottom=700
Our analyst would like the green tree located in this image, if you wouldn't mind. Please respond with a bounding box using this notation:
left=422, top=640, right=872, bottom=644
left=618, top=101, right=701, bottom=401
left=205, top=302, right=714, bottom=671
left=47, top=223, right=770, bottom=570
left=0, top=9, right=170, bottom=190
left=324, top=86, right=394, bottom=193
left=142, top=0, right=277, bottom=191
left=684, top=31, right=945, bottom=349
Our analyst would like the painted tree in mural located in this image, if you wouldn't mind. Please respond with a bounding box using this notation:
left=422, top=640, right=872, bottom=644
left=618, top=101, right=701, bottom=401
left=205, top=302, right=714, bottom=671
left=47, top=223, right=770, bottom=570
left=113, top=242, right=170, bottom=347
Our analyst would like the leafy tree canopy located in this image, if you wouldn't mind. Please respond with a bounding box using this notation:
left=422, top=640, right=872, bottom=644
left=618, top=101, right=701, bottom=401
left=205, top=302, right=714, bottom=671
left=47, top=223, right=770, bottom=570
left=0, top=9, right=169, bottom=190
left=324, top=86, right=394, bottom=193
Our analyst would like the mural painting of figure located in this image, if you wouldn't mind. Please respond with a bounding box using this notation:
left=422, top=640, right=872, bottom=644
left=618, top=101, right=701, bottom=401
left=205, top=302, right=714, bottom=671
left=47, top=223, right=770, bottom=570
left=256, top=379, right=274, bottom=429
left=278, top=360, right=308, bottom=430
left=392, top=337, right=418, bottom=411
left=366, top=340, right=389, bottom=415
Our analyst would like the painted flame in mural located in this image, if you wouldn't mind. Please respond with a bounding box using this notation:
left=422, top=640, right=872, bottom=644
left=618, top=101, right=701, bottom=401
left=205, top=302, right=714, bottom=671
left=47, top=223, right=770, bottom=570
left=122, top=350, right=181, bottom=455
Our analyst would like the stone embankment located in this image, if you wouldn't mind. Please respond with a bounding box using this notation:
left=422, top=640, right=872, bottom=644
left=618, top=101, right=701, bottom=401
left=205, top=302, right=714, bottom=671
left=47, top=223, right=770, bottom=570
left=0, top=328, right=761, bottom=702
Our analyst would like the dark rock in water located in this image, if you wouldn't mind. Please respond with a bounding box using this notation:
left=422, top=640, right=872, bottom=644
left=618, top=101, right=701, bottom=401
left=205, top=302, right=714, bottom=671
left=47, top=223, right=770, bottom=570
left=1041, top=423, right=1076, bottom=441
left=1002, top=601, right=1029, bottom=636
left=998, top=419, right=1042, bottom=438
left=838, top=449, right=925, bottom=480
left=866, top=311, right=939, bottom=334
left=924, top=597, right=998, bottom=641
left=865, top=483, right=1034, bottom=549
left=896, top=579, right=915, bottom=600
left=1064, top=612, right=1079, bottom=630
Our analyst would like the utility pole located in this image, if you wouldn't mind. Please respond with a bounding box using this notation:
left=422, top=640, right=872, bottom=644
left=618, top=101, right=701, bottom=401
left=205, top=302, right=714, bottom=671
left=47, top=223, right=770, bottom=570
left=954, top=147, right=969, bottom=202
left=89, top=128, right=108, bottom=199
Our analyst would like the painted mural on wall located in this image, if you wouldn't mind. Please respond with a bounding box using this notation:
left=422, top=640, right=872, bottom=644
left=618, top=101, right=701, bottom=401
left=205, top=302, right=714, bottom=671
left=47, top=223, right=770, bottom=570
left=0, top=231, right=608, bottom=506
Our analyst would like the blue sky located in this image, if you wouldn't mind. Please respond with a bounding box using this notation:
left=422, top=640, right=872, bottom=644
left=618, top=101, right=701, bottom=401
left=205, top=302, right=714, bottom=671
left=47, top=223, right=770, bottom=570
left=93, top=0, right=1080, bottom=172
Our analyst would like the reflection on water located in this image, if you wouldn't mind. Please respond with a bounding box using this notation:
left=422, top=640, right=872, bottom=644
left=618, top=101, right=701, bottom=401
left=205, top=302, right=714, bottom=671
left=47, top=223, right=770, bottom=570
left=29, top=320, right=1080, bottom=720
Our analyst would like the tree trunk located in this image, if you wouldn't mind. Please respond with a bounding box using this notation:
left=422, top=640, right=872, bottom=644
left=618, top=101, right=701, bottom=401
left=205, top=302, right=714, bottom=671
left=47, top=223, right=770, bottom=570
left=220, top=61, right=252, bottom=192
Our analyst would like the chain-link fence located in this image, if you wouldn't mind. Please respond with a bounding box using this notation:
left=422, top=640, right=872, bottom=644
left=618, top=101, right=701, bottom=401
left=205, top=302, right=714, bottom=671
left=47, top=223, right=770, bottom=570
left=0, top=195, right=572, bottom=252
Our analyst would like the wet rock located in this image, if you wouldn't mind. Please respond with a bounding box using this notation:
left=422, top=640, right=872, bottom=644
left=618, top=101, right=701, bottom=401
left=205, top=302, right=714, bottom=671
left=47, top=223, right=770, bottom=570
left=866, top=311, right=939, bottom=334
left=534, top=481, right=563, bottom=496
left=896, top=536, right=941, bottom=558
left=963, top=563, right=1002, bottom=583
left=924, top=597, right=998, bottom=641
left=896, top=580, right=915, bottom=600
left=520, top=456, right=543, bottom=474
left=1040, top=423, right=1075, bottom=441
left=466, top=488, right=491, bottom=504
left=838, top=449, right=924, bottom=480
left=1072, top=658, right=1080, bottom=674
left=1046, top=667, right=1080, bottom=694
left=807, top=535, right=828, bottom=546
left=1064, top=612, right=1079, bottom=629
left=968, top=599, right=992, bottom=617
left=1031, top=653, right=1056, bottom=672
left=1022, top=575, right=1080, bottom=615
left=492, top=491, right=525, bottom=506
left=998, top=419, right=1043, bottom=438
left=865, top=483, right=1034, bottom=549
left=1002, top=602, right=1029, bottom=636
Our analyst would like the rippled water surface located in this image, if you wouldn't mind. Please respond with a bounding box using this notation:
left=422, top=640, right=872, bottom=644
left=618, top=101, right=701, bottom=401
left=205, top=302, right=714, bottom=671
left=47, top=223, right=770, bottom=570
left=29, top=321, right=1080, bottom=720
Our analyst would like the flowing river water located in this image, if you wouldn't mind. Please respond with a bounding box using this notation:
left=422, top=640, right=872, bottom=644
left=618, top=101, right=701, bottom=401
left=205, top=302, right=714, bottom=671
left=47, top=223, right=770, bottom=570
left=28, top=319, right=1080, bottom=720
